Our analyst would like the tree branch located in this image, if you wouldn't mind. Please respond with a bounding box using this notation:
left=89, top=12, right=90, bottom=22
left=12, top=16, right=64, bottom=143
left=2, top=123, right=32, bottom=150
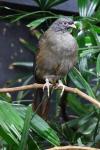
left=46, top=146, right=98, bottom=150
left=0, top=83, right=100, bottom=108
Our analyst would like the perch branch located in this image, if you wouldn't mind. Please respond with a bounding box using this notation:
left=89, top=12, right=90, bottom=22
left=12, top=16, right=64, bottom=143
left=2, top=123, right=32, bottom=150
left=46, top=146, right=99, bottom=150
left=0, top=83, right=100, bottom=108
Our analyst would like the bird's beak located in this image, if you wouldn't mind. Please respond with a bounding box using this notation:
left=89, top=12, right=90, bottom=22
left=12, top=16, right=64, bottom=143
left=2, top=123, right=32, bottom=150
left=69, top=24, right=76, bottom=29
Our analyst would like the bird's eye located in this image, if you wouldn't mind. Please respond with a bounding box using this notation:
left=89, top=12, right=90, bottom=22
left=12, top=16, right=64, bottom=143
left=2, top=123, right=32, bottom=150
left=63, top=22, right=67, bottom=25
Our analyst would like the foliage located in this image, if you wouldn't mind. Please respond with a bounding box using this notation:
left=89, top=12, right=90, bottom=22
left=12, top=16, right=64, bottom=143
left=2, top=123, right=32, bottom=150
left=0, top=0, right=100, bottom=149
left=0, top=99, right=60, bottom=149
left=33, top=0, right=68, bottom=10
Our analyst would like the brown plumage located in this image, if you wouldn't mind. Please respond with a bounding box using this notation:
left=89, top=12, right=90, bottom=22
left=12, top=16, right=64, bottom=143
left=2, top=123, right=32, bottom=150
left=36, top=19, right=77, bottom=82
left=33, top=17, right=78, bottom=119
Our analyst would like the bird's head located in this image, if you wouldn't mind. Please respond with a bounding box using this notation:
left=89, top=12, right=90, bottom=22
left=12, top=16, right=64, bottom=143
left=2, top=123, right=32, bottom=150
left=50, top=17, right=76, bottom=32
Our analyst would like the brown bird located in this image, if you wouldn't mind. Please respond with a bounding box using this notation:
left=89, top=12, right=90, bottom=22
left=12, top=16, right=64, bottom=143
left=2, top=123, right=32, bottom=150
left=33, top=17, right=78, bottom=118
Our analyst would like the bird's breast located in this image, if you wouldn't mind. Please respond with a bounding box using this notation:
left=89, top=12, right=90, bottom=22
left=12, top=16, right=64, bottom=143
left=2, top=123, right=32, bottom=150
left=46, top=30, right=77, bottom=56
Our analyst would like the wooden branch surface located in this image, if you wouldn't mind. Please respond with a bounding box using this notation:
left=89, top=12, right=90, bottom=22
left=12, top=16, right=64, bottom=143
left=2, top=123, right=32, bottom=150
left=46, top=146, right=100, bottom=150
left=0, top=83, right=100, bottom=108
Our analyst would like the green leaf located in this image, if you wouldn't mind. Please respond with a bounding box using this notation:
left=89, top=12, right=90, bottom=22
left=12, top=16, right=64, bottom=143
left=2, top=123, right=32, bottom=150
left=77, top=30, right=86, bottom=47
left=62, top=123, right=75, bottom=143
left=92, top=25, right=100, bottom=34
left=79, top=57, right=88, bottom=76
left=11, top=11, right=47, bottom=23
left=28, top=136, right=40, bottom=150
left=68, top=69, right=84, bottom=89
left=69, top=67, right=95, bottom=98
left=93, top=9, right=100, bottom=22
left=0, top=10, right=55, bottom=23
left=27, top=18, right=47, bottom=29
left=36, top=0, right=46, bottom=8
left=67, top=94, right=89, bottom=116
left=77, top=21, right=99, bottom=47
left=96, top=53, right=100, bottom=77
left=67, top=112, right=95, bottom=132
left=34, top=0, right=68, bottom=9
left=0, top=14, right=24, bottom=22
left=19, top=105, right=33, bottom=150
left=77, top=0, right=99, bottom=17
left=87, top=0, right=99, bottom=17
left=0, top=101, right=23, bottom=145
left=27, top=16, right=57, bottom=29
left=16, top=75, right=33, bottom=101
left=78, top=115, right=96, bottom=135
left=78, top=0, right=88, bottom=17
left=27, top=18, right=48, bottom=28
left=45, top=0, right=68, bottom=9
left=80, top=46, right=100, bottom=57
left=15, top=105, right=60, bottom=146
left=31, top=115, right=60, bottom=146
left=0, top=93, right=12, bottom=102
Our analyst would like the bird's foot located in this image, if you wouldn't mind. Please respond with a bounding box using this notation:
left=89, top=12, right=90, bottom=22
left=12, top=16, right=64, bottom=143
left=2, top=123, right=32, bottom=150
left=43, top=78, right=51, bottom=97
left=57, top=80, right=65, bottom=96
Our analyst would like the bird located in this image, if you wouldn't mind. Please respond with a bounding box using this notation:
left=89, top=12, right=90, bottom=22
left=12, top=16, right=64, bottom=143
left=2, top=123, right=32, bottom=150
left=33, top=17, right=78, bottom=119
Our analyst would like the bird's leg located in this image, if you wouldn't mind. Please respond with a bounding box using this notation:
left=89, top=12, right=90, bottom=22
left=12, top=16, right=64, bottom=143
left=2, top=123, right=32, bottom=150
left=57, top=80, right=65, bottom=96
left=43, top=78, right=51, bottom=97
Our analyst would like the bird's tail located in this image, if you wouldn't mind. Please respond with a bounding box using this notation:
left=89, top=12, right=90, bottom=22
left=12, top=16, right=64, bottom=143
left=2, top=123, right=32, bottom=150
left=32, top=87, right=53, bottom=120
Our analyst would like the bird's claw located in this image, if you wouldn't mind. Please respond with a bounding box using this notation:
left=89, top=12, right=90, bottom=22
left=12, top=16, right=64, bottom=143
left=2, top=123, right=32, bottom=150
left=43, top=78, right=51, bottom=97
left=57, top=80, right=65, bottom=96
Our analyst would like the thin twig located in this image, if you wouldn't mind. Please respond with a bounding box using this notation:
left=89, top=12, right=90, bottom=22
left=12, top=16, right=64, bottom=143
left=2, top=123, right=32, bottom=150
left=0, top=83, right=100, bottom=108
left=0, top=83, right=43, bottom=92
